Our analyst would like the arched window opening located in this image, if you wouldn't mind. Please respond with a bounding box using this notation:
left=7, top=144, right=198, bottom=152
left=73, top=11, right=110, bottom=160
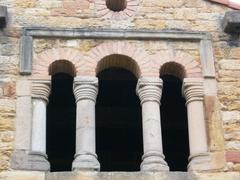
left=106, top=0, right=127, bottom=12
left=96, top=67, right=143, bottom=171
left=96, top=54, right=140, bottom=78
left=49, top=60, right=76, bottom=77
left=47, top=73, right=76, bottom=172
left=160, top=62, right=189, bottom=171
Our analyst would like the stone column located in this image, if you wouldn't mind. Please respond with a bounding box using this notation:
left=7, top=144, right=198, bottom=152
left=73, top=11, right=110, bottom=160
left=72, top=77, right=100, bottom=171
left=136, top=78, right=169, bottom=171
left=30, top=80, right=51, bottom=171
left=182, top=78, right=211, bottom=171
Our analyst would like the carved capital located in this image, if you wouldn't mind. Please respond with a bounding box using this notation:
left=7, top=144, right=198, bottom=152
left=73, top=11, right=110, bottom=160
left=73, top=76, right=98, bottom=103
left=182, top=78, right=204, bottom=105
left=32, top=80, right=51, bottom=103
left=136, top=78, right=163, bottom=105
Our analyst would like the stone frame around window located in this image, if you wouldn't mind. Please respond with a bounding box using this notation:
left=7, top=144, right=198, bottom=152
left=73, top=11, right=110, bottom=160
left=11, top=28, right=224, bottom=172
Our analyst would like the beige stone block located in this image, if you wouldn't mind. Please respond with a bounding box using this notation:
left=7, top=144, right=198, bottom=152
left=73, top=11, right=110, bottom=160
left=204, top=96, right=224, bottom=151
left=0, top=171, right=45, bottom=180
left=191, top=172, right=240, bottom=180
left=16, top=80, right=32, bottom=96
left=221, top=111, right=240, bottom=123
left=0, top=118, right=14, bottom=131
left=15, top=96, right=32, bottom=150
left=219, top=60, right=240, bottom=70
left=15, top=0, right=37, bottom=8
left=210, top=152, right=226, bottom=170
left=226, top=141, right=240, bottom=150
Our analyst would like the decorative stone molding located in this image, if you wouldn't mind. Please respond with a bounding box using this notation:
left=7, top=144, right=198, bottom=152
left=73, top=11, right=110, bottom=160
left=95, top=0, right=139, bottom=19
left=21, top=28, right=215, bottom=79
left=72, top=77, right=100, bottom=171
left=182, top=78, right=211, bottom=171
left=152, top=51, right=202, bottom=78
left=183, top=80, right=204, bottom=104
left=137, top=78, right=162, bottom=104
left=223, top=11, right=240, bottom=33
left=82, top=41, right=151, bottom=77
left=33, top=48, right=84, bottom=78
left=32, top=81, right=51, bottom=102
left=0, top=6, right=7, bottom=28
left=73, top=77, right=98, bottom=103
left=137, top=78, right=169, bottom=171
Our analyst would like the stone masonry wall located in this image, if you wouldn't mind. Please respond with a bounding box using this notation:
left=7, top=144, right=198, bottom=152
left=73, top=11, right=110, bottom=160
left=0, top=0, right=239, bottom=179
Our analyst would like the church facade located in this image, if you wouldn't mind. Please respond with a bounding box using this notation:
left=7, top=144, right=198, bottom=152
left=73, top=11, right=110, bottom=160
left=0, top=0, right=240, bottom=179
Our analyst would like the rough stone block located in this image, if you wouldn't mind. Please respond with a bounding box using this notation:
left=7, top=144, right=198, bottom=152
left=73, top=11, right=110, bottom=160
left=223, top=11, right=240, bottom=33
left=16, top=80, right=31, bottom=96
left=0, top=6, right=7, bottom=28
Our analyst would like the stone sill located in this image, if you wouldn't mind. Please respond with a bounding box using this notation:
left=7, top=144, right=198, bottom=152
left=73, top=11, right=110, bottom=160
left=0, top=171, right=240, bottom=180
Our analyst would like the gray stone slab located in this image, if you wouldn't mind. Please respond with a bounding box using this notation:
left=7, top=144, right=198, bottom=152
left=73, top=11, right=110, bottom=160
left=200, top=39, right=216, bottom=78
left=20, top=36, right=33, bottom=75
left=0, top=6, right=7, bottom=28
left=23, top=27, right=210, bottom=40
left=11, top=150, right=50, bottom=171
left=223, top=11, right=240, bottom=33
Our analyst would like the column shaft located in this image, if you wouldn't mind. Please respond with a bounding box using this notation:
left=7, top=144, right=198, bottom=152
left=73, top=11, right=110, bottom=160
left=72, top=77, right=100, bottom=171
left=183, top=78, right=211, bottom=171
left=31, top=99, right=47, bottom=153
left=29, top=80, right=51, bottom=171
left=142, top=102, right=163, bottom=153
left=76, top=100, right=96, bottom=155
left=187, top=101, right=208, bottom=155
left=137, top=77, right=169, bottom=171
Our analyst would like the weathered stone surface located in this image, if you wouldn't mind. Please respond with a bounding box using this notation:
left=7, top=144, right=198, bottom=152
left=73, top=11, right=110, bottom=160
left=223, top=11, right=240, bottom=33
left=0, top=0, right=239, bottom=175
left=0, top=172, right=239, bottom=180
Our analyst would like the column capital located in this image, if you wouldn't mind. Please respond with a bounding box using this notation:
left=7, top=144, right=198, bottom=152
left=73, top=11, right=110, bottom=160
left=182, top=78, right=204, bottom=105
left=136, top=77, right=163, bottom=105
left=73, top=76, right=98, bottom=103
left=31, top=80, right=51, bottom=102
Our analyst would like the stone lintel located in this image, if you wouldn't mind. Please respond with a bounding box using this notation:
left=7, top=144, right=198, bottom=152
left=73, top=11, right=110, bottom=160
left=223, top=11, right=240, bottom=33
left=23, top=27, right=211, bottom=40
left=0, top=6, right=7, bottom=28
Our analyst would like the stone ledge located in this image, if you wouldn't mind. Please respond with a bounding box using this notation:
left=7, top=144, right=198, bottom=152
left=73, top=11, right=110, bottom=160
left=0, top=171, right=240, bottom=180
left=223, top=11, right=240, bottom=33
left=0, top=6, right=7, bottom=28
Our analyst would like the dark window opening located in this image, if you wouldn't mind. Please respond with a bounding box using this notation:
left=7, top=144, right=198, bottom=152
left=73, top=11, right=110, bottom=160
left=47, top=73, right=76, bottom=172
left=160, top=75, right=189, bottom=171
left=106, top=0, right=127, bottom=12
left=96, top=68, right=143, bottom=171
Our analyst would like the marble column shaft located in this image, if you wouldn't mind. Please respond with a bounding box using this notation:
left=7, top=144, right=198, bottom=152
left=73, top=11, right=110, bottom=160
left=136, top=77, right=169, bottom=171
left=30, top=80, right=51, bottom=171
left=72, top=77, right=100, bottom=171
left=183, top=78, right=210, bottom=171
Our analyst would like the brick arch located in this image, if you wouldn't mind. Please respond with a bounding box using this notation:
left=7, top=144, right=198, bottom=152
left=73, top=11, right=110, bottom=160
left=33, top=48, right=84, bottom=77
left=151, top=51, right=202, bottom=78
left=80, top=42, right=153, bottom=78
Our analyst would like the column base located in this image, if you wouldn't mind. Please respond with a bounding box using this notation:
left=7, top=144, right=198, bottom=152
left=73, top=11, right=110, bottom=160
left=188, top=153, right=211, bottom=171
left=72, top=152, right=100, bottom=171
left=140, top=151, right=169, bottom=172
left=11, top=150, right=50, bottom=171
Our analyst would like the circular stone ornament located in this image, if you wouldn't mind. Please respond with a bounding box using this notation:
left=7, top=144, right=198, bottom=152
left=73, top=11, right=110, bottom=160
left=96, top=0, right=139, bottom=19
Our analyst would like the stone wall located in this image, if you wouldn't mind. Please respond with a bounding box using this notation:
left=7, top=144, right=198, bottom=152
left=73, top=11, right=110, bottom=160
left=0, top=0, right=239, bottom=178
